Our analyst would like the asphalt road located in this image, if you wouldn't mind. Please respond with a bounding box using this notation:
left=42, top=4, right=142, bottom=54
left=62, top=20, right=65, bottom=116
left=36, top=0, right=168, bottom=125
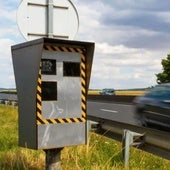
left=87, top=101, right=138, bottom=126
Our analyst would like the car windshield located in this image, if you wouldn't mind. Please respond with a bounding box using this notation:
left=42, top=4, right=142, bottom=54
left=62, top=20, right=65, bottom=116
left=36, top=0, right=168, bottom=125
left=145, top=84, right=170, bottom=100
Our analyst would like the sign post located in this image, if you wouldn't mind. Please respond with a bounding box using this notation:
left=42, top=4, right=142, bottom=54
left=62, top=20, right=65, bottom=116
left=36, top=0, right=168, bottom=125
left=12, top=1, right=95, bottom=169
left=47, top=0, right=54, bottom=38
left=45, top=148, right=63, bottom=170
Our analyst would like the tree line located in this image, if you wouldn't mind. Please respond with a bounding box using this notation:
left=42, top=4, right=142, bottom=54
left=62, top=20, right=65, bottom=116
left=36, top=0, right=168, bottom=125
left=156, top=54, right=170, bottom=84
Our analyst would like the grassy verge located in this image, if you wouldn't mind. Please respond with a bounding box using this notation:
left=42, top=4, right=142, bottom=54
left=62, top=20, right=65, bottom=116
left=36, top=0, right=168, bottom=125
left=62, top=134, right=170, bottom=170
left=0, top=105, right=44, bottom=170
left=0, top=105, right=170, bottom=170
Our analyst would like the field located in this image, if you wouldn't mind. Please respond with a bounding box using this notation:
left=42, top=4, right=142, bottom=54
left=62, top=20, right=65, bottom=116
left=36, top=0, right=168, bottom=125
left=88, top=89, right=147, bottom=96
left=0, top=105, right=170, bottom=170
left=88, top=90, right=101, bottom=95
left=114, top=90, right=146, bottom=96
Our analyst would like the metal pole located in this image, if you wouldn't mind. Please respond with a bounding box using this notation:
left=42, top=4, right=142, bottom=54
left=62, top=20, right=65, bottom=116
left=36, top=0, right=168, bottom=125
left=48, top=0, right=54, bottom=38
left=45, top=148, right=63, bottom=170
left=122, top=130, right=130, bottom=167
left=122, top=130, right=144, bottom=167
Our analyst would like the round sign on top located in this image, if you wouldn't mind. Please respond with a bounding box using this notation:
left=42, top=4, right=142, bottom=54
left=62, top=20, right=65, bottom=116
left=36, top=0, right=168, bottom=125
left=17, top=0, right=79, bottom=41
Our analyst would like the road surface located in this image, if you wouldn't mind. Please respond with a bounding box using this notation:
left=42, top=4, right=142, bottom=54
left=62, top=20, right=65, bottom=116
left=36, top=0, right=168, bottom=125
left=87, top=101, right=138, bottom=126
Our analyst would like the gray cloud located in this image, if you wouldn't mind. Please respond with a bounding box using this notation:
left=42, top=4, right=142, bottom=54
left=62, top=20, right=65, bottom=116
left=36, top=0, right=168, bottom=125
left=74, top=0, right=170, bottom=12
left=123, top=33, right=170, bottom=49
left=105, top=0, right=170, bottom=12
left=94, top=2, right=170, bottom=50
left=101, top=12, right=170, bottom=33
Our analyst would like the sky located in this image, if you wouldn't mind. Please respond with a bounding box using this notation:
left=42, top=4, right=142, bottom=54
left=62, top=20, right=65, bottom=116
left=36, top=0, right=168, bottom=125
left=1, top=0, right=170, bottom=89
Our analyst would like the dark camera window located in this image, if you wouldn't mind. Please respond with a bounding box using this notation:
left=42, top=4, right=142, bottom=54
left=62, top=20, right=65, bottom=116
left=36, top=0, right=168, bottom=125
left=41, top=59, right=56, bottom=75
left=42, top=82, right=57, bottom=101
left=63, top=62, right=80, bottom=77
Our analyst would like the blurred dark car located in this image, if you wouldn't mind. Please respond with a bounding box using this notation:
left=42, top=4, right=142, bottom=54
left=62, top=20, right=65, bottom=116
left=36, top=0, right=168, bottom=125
left=133, top=83, right=170, bottom=131
left=100, top=88, right=115, bottom=95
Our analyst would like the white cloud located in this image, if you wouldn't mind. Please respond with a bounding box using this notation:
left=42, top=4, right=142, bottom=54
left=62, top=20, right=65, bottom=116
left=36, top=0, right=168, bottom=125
left=0, top=25, right=19, bottom=38
left=0, top=1, right=17, bottom=22
left=0, top=38, right=15, bottom=87
left=156, top=11, right=170, bottom=23
left=89, top=42, right=165, bottom=89
left=0, top=8, right=16, bottom=22
left=96, top=43, right=138, bottom=55
left=0, top=39, right=15, bottom=58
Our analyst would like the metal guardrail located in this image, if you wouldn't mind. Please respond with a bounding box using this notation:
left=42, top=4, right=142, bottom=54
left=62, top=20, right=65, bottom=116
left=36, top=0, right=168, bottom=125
left=0, top=93, right=18, bottom=101
left=0, top=93, right=134, bottom=105
left=1, top=93, right=169, bottom=160
left=88, top=115, right=170, bottom=161
left=0, top=93, right=18, bottom=106
left=87, top=95, right=170, bottom=161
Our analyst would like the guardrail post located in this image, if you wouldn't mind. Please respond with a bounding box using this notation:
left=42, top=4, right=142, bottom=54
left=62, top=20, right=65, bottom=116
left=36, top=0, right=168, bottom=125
left=45, top=148, right=63, bottom=170
left=87, top=120, right=99, bottom=132
left=122, top=130, right=144, bottom=167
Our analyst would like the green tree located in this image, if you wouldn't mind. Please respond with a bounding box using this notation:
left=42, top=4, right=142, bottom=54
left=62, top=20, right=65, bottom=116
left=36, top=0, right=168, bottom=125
left=156, top=54, right=170, bottom=84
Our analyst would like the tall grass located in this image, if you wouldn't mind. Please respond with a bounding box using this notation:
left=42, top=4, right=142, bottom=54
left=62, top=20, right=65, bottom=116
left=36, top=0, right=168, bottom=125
left=0, top=105, right=44, bottom=170
left=0, top=105, right=170, bottom=170
left=61, top=134, right=170, bottom=170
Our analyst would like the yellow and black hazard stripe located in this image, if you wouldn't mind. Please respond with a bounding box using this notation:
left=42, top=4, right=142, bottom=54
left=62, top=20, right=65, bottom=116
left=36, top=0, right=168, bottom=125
left=36, top=45, right=87, bottom=125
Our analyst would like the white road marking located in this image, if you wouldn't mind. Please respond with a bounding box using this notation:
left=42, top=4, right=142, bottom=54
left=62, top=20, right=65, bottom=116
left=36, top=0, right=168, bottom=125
left=89, top=101, right=131, bottom=107
left=100, top=109, right=118, bottom=113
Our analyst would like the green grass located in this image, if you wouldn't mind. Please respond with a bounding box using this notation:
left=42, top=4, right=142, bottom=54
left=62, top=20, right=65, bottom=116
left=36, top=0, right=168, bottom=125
left=0, top=105, right=170, bottom=170
left=0, top=105, right=44, bottom=170
left=61, top=134, right=170, bottom=170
